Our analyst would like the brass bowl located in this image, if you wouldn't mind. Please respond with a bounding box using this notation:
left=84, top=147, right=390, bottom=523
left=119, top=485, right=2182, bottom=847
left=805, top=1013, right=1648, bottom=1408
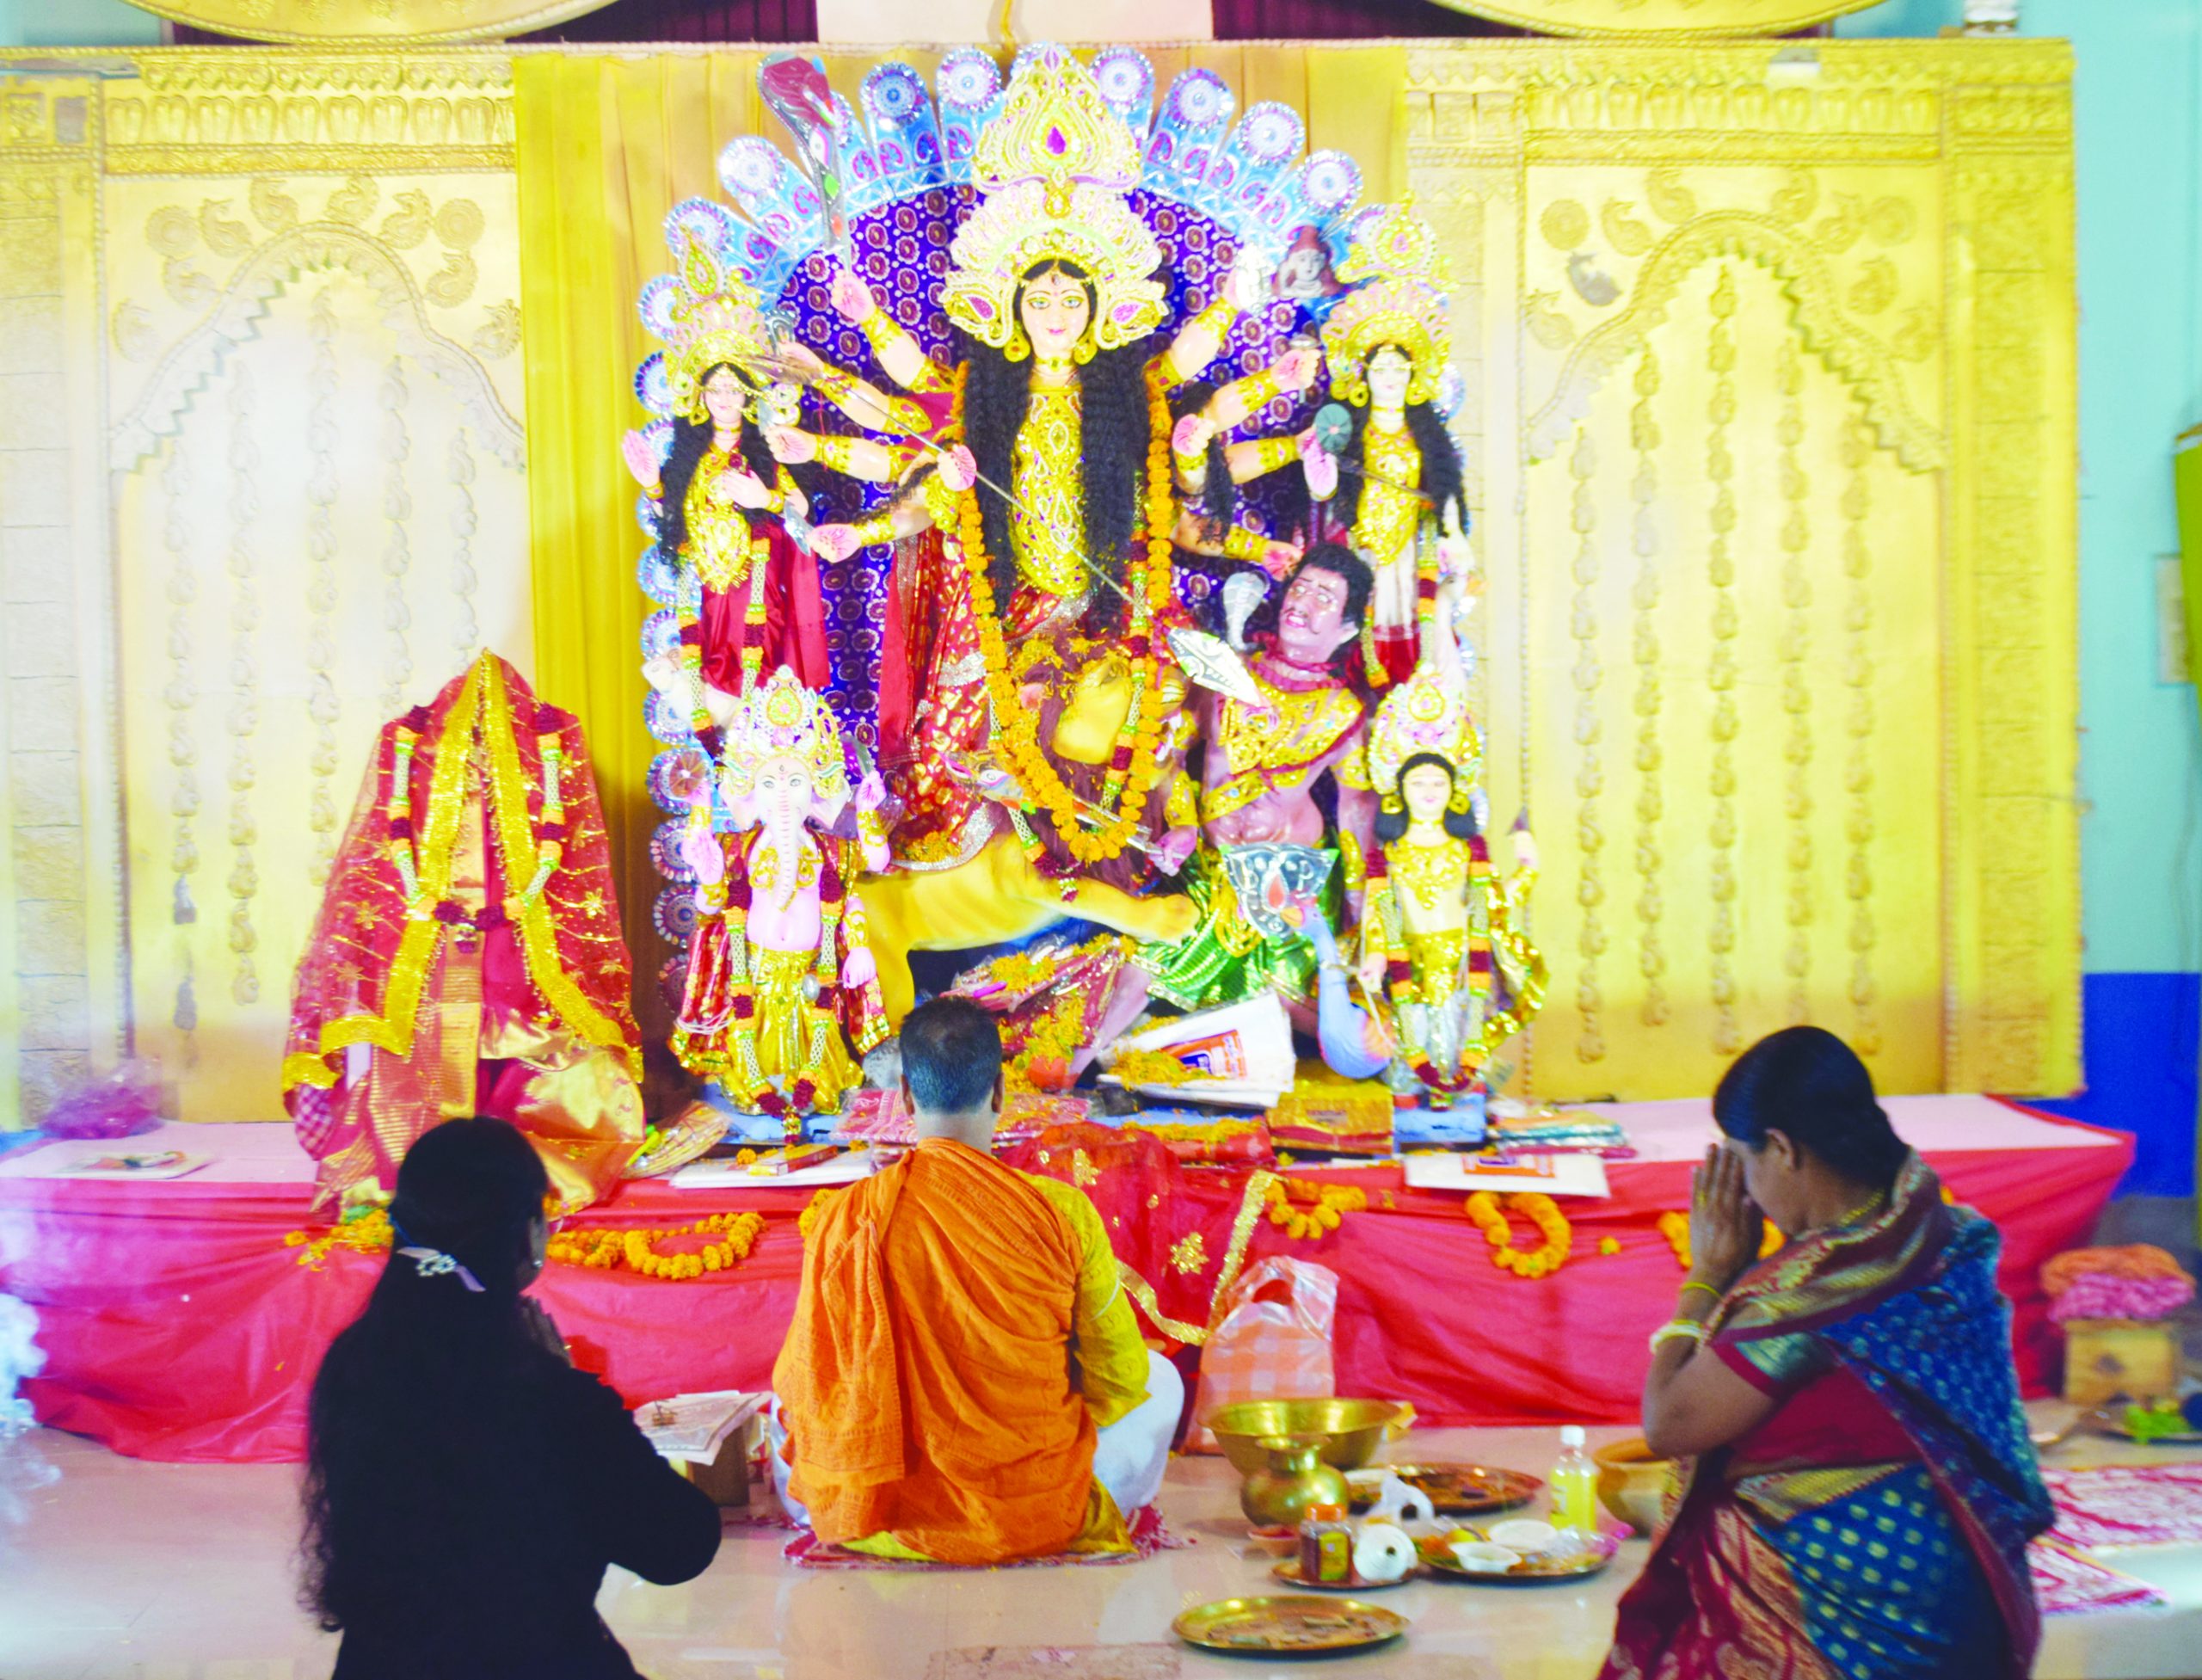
left=1204, top=1398, right=1417, bottom=1476
left=1593, top=1437, right=1674, bottom=1536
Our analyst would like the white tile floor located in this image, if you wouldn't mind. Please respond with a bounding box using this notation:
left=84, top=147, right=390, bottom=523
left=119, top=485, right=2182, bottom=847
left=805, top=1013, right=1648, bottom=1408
left=3, top=1412, right=2199, bottom=1680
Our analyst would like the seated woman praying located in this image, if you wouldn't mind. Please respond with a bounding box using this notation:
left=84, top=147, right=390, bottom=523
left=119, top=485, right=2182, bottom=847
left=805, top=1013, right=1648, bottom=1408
left=773, top=997, right=1183, bottom=1563
left=1598, top=1026, right=2051, bottom=1680
left=303, top=1117, right=721, bottom=1680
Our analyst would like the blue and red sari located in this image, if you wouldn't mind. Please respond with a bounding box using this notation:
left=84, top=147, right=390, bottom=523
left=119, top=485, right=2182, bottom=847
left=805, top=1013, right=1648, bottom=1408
left=1599, top=1154, right=2053, bottom=1680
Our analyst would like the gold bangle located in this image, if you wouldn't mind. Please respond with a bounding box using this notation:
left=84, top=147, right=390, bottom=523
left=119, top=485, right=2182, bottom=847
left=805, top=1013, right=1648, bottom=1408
left=1648, top=1320, right=1708, bottom=1355
left=1680, top=1279, right=1722, bottom=1302
left=1233, top=366, right=1282, bottom=411
left=846, top=514, right=895, bottom=546
left=812, top=435, right=860, bottom=472
left=1246, top=434, right=1298, bottom=476
left=858, top=308, right=901, bottom=353
left=1188, top=292, right=1237, bottom=339
left=1220, top=525, right=1269, bottom=563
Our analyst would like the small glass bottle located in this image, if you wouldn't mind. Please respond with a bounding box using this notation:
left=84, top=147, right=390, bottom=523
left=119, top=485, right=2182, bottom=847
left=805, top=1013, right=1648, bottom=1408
left=1299, top=1502, right=1355, bottom=1584
left=1550, top=1425, right=1598, bottom=1537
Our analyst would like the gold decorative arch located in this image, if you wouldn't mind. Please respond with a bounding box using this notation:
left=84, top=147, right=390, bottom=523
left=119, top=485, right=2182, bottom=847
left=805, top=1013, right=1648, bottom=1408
left=1527, top=210, right=1946, bottom=471
left=122, top=0, right=615, bottom=45
left=1428, top=0, right=1883, bottom=35
left=112, top=222, right=524, bottom=472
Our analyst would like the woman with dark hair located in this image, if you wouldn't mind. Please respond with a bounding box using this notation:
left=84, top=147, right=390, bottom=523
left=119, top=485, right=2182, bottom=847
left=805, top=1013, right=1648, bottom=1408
left=304, top=1117, right=719, bottom=1679
left=1598, top=1026, right=2052, bottom=1680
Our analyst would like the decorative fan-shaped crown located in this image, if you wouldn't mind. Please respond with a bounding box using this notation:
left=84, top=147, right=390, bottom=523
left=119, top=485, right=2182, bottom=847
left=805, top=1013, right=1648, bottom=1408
left=971, top=42, right=1144, bottom=207
left=661, top=231, right=775, bottom=421
left=1322, top=199, right=1454, bottom=406
left=717, top=665, right=851, bottom=810
left=942, top=46, right=1166, bottom=353
left=1366, top=654, right=1481, bottom=808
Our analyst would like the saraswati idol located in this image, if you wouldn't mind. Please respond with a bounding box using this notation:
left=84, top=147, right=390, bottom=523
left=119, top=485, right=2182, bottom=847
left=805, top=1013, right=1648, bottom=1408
left=1356, top=600, right=1545, bottom=1107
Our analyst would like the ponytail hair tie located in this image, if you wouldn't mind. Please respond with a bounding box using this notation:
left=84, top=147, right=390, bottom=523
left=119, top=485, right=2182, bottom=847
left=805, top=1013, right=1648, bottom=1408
left=395, top=1243, right=485, bottom=1294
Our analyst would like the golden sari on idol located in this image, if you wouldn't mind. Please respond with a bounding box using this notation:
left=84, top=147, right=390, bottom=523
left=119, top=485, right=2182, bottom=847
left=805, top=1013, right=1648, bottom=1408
left=281, top=653, right=647, bottom=1215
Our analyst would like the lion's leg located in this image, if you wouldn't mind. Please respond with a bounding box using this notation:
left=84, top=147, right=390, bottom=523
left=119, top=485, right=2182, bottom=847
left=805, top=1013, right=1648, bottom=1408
left=1047, top=871, right=1199, bottom=945
left=855, top=868, right=928, bottom=1025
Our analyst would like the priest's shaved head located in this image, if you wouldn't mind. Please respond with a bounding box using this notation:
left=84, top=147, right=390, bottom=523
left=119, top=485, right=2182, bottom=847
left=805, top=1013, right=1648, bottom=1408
left=899, top=998, right=1006, bottom=1147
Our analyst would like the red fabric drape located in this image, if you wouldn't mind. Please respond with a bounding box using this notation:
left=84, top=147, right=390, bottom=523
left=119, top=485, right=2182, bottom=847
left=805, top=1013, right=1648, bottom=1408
left=9, top=1118, right=2130, bottom=1463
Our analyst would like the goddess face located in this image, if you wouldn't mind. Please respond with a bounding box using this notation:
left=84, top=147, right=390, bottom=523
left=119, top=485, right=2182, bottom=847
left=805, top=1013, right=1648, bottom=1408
left=1365, top=343, right=1414, bottom=412
left=1018, top=265, right=1092, bottom=364
left=1400, top=760, right=1454, bottom=824
left=701, top=365, right=748, bottom=433
left=1276, top=563, right=1357, bottom=667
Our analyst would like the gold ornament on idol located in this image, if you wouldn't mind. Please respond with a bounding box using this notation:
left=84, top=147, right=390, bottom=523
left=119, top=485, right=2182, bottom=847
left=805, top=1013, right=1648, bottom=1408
left=1321, top=200, right=1453, bottom=409
left=940, top=46, right=1167, bottom=354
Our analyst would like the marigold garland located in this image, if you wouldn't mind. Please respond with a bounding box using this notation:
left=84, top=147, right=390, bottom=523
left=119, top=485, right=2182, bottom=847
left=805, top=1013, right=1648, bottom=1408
left=546, top=1210, right=765, bottom=1281
left=1110, top=1045, right=1199, bottom=1087
left=282, top=1208, right=394, bottom=1270
left=1658, top=1209, right=1784, bottom=1271
left=1264, top=1176, right=1369, bottom=1241
left=797, top=1187, right=842, bottom=1242
left=1466, top=1191, right=1571, bottom=1278
left=949, top=366, right=1178, bottom=867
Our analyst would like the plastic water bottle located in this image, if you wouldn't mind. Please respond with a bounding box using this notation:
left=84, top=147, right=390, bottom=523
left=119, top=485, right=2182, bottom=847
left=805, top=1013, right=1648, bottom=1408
left=1550, top=1425, right=1598, bottom=1536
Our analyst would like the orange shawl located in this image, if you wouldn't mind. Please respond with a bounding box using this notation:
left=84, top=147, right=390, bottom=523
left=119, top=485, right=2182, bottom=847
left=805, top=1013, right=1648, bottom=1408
left=772, top=1139, right=1097, bottom=1564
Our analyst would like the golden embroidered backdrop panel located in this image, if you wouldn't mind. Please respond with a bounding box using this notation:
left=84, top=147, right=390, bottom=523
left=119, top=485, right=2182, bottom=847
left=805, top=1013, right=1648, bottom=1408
left=84, top=58, right=533, bottom=1121
left=1407, top=41, right=2076, bottom=1098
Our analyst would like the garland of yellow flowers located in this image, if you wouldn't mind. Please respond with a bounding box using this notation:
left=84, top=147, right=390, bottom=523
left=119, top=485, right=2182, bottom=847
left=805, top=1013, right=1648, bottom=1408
left=1264, top=1176, right=1369, bottom=1240
left=547, top=1209, right=765, bottom=1281
left=1657, top=1209, right=1784, bottom=1271
left=1466, top=1191, right=1571, bottom=1278
left=1110, top=1045, right=1200, bottom=1087
left=950, top=366, right=1177, bottom=866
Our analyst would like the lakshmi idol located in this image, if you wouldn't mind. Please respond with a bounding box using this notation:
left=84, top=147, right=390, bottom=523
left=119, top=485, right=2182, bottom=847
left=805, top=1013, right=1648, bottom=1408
left=624, top=235, right=829, bottom=749
left=672, top=667, right=890, bottom=1133
left=803, top=47, right=1250, bottom=874
left=1227, top=203, right=1471, bottom=686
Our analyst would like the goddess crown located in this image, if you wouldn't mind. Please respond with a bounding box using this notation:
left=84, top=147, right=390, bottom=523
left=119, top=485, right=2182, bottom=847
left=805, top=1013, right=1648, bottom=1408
left=717, top=665, right=852, bottom=811
left=661, top=231, right=776, bottom=422
left=1322, top=199, right=1454, bottom=407
left=941, top=47, right=1166, bottom=354
left=1366, top=653, right=1482, bottom=815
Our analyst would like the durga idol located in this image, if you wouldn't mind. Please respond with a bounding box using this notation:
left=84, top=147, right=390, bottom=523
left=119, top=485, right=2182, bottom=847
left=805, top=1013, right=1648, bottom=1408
left=803, top=46, right=1249, bottom=871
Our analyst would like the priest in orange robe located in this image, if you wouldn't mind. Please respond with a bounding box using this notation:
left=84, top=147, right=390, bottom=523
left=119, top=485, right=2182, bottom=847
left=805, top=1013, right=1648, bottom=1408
left=772, top=999, right=1182, bottom=1563
left=282, top=652, right=648, bottom=1215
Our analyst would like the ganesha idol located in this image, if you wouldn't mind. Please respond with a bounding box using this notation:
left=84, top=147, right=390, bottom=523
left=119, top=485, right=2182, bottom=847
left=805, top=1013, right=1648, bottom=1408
left=283, top=654, right=649, bottom=1213
left=670, top=667, right=891, bottom=1135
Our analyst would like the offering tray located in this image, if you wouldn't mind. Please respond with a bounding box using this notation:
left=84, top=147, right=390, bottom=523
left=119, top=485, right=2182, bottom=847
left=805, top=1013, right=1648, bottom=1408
left=1345, top=1462, right=1541, bottom=1516
left=1172, top=1595, right=1408, bottom=1656
left=1270, top=1557, right=1416, bottom=1592
left=1417, top=1531, right=1621, bottom=1584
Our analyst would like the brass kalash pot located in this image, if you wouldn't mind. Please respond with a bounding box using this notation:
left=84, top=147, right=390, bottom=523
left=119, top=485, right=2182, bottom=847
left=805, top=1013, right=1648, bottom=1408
left=1239, top=1433, right=1351, bottom=1529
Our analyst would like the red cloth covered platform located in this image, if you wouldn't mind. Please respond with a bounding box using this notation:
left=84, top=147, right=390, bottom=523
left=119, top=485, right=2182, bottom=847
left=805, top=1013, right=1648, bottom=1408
left=0, top=1096, right=2129, bottom=1464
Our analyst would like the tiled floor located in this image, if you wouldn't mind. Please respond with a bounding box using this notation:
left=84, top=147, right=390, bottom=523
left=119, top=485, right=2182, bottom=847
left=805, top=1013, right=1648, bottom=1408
left=3, top=1412, right=2199, bottom=1680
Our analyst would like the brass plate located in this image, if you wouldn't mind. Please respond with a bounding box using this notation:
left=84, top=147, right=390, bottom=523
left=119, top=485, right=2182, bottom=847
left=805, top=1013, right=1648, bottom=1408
left=1345, top=1462, right=1541, bottom=1516
left=1270, top=1558, right=1416, bottom=1592
left=1418, top=1535, right=1619, bottom=1584
left=1172, top=1595, right=1408, bottom=1655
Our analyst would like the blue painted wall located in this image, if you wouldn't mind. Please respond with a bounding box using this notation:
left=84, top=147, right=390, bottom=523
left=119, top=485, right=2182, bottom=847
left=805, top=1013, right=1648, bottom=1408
left=1842, top=0, right=2202, bottom=1196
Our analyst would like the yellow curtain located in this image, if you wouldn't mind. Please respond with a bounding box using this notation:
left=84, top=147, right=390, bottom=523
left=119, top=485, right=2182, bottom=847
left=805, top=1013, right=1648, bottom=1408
left=514, top=47, right=1406, bottom=1028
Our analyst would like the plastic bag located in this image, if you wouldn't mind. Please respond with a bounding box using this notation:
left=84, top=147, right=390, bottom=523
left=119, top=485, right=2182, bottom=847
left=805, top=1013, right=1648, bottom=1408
left=1189, top=1256, right=1338, bottom=1453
